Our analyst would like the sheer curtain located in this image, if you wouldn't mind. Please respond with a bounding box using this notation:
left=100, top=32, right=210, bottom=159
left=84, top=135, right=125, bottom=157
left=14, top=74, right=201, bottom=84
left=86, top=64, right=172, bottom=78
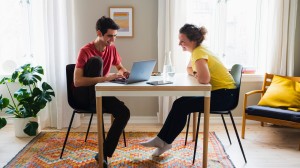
left=157, top=0, right=187, bottom=123
left=31, top=0, right=78, bottom=129
left=255, top=0, right=297, bottom=75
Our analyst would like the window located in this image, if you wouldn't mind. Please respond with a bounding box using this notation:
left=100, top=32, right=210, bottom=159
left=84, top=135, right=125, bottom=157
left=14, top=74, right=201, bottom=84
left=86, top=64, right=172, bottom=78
left=0, top=0, right=32, bottom=75
left=186, top=0, right=258, bottom=73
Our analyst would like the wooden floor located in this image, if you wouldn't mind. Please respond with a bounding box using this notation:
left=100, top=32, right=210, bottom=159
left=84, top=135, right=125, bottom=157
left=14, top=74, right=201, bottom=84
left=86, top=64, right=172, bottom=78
left=1, top=122, right=300, bottom=168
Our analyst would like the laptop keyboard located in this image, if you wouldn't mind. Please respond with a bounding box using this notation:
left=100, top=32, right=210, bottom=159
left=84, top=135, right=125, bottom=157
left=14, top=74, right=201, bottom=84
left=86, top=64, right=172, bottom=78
left=110, top=77, right=127, bottom=84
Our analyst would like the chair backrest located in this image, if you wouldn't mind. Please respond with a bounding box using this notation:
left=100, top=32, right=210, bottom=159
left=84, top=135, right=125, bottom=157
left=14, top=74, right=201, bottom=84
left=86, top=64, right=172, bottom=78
left=66, top=64, right=76, bottom=109
left=229, top=64, right=243, bottom=109
left=262, top=73, right=300, bottom=96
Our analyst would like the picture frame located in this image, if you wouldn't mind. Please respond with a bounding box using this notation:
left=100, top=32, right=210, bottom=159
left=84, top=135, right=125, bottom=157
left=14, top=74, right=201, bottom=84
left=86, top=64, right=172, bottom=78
left=109, top=7, right=133, bottom=37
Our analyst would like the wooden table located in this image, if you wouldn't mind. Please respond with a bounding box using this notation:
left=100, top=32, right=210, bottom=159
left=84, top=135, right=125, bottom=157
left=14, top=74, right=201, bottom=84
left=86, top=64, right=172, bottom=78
left=95, top=73, right=211, bottom=168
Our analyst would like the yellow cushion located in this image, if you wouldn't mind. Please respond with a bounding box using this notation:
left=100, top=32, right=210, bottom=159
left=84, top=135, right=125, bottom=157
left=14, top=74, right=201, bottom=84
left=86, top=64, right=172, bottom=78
left=258, top=75, right=300, bottom=111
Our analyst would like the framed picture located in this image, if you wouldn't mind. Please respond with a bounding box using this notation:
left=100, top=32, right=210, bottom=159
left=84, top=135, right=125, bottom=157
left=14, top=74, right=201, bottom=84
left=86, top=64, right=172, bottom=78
left=109, top=7, right=133, bottom=37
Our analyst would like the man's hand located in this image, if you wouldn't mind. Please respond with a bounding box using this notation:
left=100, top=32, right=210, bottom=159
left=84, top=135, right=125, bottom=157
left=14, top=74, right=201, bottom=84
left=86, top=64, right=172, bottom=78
left=107, top=73, right=123, bottom=81
left=123, top=71, right=130, bottom=79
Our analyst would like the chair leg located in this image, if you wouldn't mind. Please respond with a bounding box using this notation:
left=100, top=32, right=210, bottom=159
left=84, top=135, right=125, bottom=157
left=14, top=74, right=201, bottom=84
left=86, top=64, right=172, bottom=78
left=85, top=113, right=94, bottom=142
left=229, top=111, right=247, bottom=163
left=60, top=111, right=76, bottom=159
left=193, top=112, right=201, bottom=164
left=241, top=111, right=246, bottom=139
left=123, top=130, right=126, bottom=147
left=221, top=114, right=232, bottom=145
left=185, top=114, right=191, bottom=145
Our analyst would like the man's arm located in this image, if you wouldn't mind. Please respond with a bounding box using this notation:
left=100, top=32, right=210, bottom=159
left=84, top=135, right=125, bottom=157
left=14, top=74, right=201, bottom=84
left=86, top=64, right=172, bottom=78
left=115, top=63, right=130, bottom=78
left=73, top=67, right=118, bottom=87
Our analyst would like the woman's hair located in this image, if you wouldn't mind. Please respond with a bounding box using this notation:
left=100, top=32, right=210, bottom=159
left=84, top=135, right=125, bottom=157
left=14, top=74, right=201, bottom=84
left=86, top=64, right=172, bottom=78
left=96, top=16, right=120, bottom=35
left=179, top=24, right=207, bottom=46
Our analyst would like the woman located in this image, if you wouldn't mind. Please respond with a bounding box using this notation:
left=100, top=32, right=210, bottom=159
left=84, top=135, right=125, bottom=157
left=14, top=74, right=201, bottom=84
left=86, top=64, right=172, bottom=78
left=140, top=24, right=236, bottom=156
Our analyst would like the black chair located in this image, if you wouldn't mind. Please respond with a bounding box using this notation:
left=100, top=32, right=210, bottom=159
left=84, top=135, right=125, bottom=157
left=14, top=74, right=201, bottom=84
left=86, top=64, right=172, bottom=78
left=184, top=64, right=247, bottom=164
left=60, top=64, right=126, bottom=159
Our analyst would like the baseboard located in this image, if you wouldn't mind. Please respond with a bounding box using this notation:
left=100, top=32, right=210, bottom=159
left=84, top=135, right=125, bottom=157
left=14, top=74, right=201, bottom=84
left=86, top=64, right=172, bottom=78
left=81, top=115, right=159, bottom=124
left=81, top=115, right=258, bottom=125
left=3, top=115, right=258, bottom=125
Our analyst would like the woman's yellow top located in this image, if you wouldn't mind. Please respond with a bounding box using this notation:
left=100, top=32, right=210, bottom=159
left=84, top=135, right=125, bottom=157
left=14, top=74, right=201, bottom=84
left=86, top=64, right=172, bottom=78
left=191, top=46, right=236, bottom=91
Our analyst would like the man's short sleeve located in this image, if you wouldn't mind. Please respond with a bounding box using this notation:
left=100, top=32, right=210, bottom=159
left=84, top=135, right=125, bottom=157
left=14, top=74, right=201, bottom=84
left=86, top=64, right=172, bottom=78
left=111, top=46, right=122, bottom=66
left=76, top=49, right=89, bottom=69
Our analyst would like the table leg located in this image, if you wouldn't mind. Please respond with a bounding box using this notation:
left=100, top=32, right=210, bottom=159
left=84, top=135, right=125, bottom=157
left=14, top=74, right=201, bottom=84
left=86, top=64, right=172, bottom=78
left=202, top=96, right=210, bottom=168
left=96, top=96, right=104, bottom=168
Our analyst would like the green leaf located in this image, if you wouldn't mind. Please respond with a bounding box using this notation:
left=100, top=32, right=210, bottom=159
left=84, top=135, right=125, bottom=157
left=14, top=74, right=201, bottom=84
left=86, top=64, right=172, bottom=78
left=11, top=71, right=19, bottom=82
left=23, top=121, right=38, bottom=136
left=0, top=117, right=7, bottom=129
left=14, top=88, right=31, bottom=101
left=33, top=66, right=44, bottom=75
left=18, top=64, right=44, bottom=86
left=35, top=82, right=55, bottom=104
left=19, top=72, right=35, bottom=85
left=0, top=77, right=10, bottom=84
left=0, top=96, right=9, bottom=110
left=19, top=107, right=33, bottom=118
left=20, top=63, right=31, bottom=70
left=42, top=82, right=53, bottom=90
left=33, top=74, right=42, bottom=81
left=32, top=87, right=42, bottom=97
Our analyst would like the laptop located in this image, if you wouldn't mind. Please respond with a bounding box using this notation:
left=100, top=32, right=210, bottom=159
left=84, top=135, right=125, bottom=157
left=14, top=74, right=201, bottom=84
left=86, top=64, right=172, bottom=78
left=110, top=60, right=156, bottom=84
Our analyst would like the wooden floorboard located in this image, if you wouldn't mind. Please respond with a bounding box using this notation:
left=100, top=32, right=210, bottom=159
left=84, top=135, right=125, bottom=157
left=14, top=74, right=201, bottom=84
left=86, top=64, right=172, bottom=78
left=1, top=122, right=299, bottom=168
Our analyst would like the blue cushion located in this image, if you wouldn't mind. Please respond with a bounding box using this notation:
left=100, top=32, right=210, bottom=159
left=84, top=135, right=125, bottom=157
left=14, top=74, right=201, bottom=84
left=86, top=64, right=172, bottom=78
left=246, top=105, right=300, bottom=123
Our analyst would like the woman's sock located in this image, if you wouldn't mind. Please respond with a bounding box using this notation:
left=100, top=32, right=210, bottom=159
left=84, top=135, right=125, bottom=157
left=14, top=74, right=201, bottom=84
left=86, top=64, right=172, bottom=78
left=152, top=144, right=172, bottom=156
left=140, top=136, right=165, bottom=148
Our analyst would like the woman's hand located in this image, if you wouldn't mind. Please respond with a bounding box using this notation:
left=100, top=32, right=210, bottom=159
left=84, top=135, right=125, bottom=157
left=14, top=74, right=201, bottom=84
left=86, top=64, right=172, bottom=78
left=193, top=71, right=198, bottom=78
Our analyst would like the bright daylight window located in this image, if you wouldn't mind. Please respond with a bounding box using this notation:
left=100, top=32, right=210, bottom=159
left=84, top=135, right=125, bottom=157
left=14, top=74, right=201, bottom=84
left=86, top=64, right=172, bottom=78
left=0, top=0, right=33, bottom=76
left=186, top=0, right=258, bottom=73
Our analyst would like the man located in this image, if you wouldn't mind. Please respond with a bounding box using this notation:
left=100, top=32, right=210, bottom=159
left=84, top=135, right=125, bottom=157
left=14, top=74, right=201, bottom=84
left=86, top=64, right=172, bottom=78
left=73, top=16, right=130, bottom=166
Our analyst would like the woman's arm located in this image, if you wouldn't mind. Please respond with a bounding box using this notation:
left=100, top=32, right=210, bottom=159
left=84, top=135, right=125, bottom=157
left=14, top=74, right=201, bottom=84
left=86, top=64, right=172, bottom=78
left=186, top=60, right=195, bottom=76
left=194, top=59, right=210, bottom=84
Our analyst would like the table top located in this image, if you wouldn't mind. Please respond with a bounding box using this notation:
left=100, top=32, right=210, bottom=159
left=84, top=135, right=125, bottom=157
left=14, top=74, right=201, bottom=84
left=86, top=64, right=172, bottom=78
left=95, top=73, right=211, bottom=91
left=95, top=73, right=211, bottom=97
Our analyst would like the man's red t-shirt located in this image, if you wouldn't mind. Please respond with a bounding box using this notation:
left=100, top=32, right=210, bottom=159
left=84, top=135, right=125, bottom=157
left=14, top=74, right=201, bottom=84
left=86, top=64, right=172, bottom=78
left=76, top=42, right=121, bottom=76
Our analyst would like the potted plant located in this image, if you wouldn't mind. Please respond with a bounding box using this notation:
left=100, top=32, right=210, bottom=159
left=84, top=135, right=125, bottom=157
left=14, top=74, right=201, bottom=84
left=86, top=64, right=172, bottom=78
left=0, top=64, right=55, bottom=136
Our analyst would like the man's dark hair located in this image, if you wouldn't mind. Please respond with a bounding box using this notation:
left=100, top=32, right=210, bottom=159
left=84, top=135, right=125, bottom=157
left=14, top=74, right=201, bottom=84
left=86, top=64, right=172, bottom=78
left=96, top=16, right=120, bottom=35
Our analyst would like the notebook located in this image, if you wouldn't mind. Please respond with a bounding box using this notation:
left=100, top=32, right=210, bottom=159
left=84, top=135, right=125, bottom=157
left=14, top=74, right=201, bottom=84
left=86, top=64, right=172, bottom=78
left=110, top=60, right=156, bottom=84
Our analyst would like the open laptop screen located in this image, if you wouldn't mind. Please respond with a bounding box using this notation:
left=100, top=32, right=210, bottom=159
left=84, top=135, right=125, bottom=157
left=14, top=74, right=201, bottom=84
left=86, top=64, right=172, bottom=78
left=110, top=60, right=156, bottom=84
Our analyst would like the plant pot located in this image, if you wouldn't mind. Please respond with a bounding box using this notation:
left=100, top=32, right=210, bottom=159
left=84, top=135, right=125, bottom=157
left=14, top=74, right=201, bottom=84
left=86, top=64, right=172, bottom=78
left=13, top=117, right=38, bottom=137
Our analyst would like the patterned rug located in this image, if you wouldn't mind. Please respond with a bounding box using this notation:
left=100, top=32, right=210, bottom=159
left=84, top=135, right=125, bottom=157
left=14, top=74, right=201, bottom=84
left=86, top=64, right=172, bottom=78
left=5, top=132, right=234, bottom=168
